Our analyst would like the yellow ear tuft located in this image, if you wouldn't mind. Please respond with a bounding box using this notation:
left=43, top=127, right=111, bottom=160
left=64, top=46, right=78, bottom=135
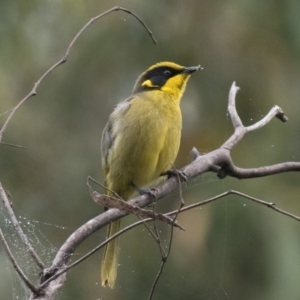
left=142, top=79, right=159, bottom=88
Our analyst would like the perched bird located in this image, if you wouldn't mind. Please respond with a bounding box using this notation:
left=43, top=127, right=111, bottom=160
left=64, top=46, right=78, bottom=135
left=101, top=61, right=200, bottom=288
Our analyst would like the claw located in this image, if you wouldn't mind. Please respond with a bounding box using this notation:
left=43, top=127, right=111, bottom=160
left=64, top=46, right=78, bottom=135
left=130, top=182, right=158, bottom=199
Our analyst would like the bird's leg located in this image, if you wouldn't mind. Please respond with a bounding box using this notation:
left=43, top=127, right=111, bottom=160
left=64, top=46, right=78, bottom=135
left=130, top=182, right=158, bottom=199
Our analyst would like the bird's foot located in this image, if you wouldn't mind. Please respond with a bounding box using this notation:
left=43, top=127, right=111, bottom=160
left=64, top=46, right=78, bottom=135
left=165, top=169, right=188, bottom=184
left=130, top=182, right=158, bottom=199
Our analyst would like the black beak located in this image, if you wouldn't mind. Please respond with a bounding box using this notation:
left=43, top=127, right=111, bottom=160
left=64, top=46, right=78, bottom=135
left=182, top=65, right=202, bottom=74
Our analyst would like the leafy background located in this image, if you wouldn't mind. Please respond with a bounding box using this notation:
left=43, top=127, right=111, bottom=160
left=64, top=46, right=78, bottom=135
left=1, top=0, right=300, bottom=299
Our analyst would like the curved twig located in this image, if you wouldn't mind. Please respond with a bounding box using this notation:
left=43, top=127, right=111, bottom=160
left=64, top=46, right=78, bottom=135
left=227, top=81, right=242, bottom=128
left=0, top=6, right=156, bottom=144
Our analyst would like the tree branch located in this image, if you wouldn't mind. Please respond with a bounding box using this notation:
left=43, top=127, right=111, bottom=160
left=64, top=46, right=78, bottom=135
left=0, top=142, right=26, bottom=149
left=0, top=183, right=44, bottom=269
left=221, top=82, right=287, bottom=151
left=165, top=190, right=300, bottom=222
left=218, top=161, right=300, bottom=179
left=246, top=105, right=288, bottom=132
left=227, top=81, right=242, bottom=128
left=148, top=173, right=185, bottom=300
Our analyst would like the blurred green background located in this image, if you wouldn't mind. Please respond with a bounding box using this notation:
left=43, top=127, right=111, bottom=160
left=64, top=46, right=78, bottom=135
left=1, top=0, right=300, bottom=299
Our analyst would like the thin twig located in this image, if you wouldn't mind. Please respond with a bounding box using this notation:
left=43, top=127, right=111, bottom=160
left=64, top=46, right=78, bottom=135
left=246, top=105, right=288, bottom=132
left=148, top=166, right=185, bottom=300
left=148, top=260, right=165, bottom=299
left=164, top=190, right=300, bottom=222
left=150, top=187, right=300, bottom=300
left=1, top=142, right=26, bottom=149
left=227, top=81, right=242, bottom=128
left=139, top=216, right=161, bottom=244
left=0, top=183, right=44, bottom=269
left=0, top=227, right=39, bottom=295
left=0, top=6, right=156, bottom=144
left=88, top=176, right=122, bottom=199
left=151, top=202, right=166, bottom=258
left=0, top=107, right=14, bottom=117
left=66, top=6, right=156, bottom=58
left=172, top=164, right=185, bottom=206
left=221, top=82, right=287, bottom=151
left=190, top=147, right=200, bottom=160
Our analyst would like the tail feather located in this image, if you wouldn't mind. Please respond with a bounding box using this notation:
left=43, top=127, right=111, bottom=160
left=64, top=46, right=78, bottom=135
left=101, top=220, right=121, bottom=288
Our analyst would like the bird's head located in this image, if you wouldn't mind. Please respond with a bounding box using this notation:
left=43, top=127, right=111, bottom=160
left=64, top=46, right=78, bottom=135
left=132, top=61, right=201, bottom=95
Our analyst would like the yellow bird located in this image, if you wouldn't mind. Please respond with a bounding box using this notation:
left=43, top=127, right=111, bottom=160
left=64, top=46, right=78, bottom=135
left=101, top=61, right=200, bottom=288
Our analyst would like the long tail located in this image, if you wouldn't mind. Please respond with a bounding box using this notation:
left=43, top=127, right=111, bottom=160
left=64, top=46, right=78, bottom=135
left=101, top=219, right=121, bottom=288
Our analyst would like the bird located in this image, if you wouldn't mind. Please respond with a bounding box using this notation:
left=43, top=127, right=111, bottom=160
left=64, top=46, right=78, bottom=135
left=101, top=61, right=200, bottom=288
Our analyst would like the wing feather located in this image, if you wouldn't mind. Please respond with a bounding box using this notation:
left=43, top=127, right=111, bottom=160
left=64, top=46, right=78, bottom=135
left=101, top=95, right=135, bottom=175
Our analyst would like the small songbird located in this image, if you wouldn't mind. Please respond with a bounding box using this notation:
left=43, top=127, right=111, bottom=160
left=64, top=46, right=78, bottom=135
left=101, top=61, right=200, bottom=288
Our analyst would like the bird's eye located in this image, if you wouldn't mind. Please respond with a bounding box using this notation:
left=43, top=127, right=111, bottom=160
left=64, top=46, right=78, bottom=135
left=164, top=70, right=172, bottom=76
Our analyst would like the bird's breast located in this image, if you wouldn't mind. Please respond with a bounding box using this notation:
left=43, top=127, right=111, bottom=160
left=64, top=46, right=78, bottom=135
left=108, top=91, right=182, bottom=189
